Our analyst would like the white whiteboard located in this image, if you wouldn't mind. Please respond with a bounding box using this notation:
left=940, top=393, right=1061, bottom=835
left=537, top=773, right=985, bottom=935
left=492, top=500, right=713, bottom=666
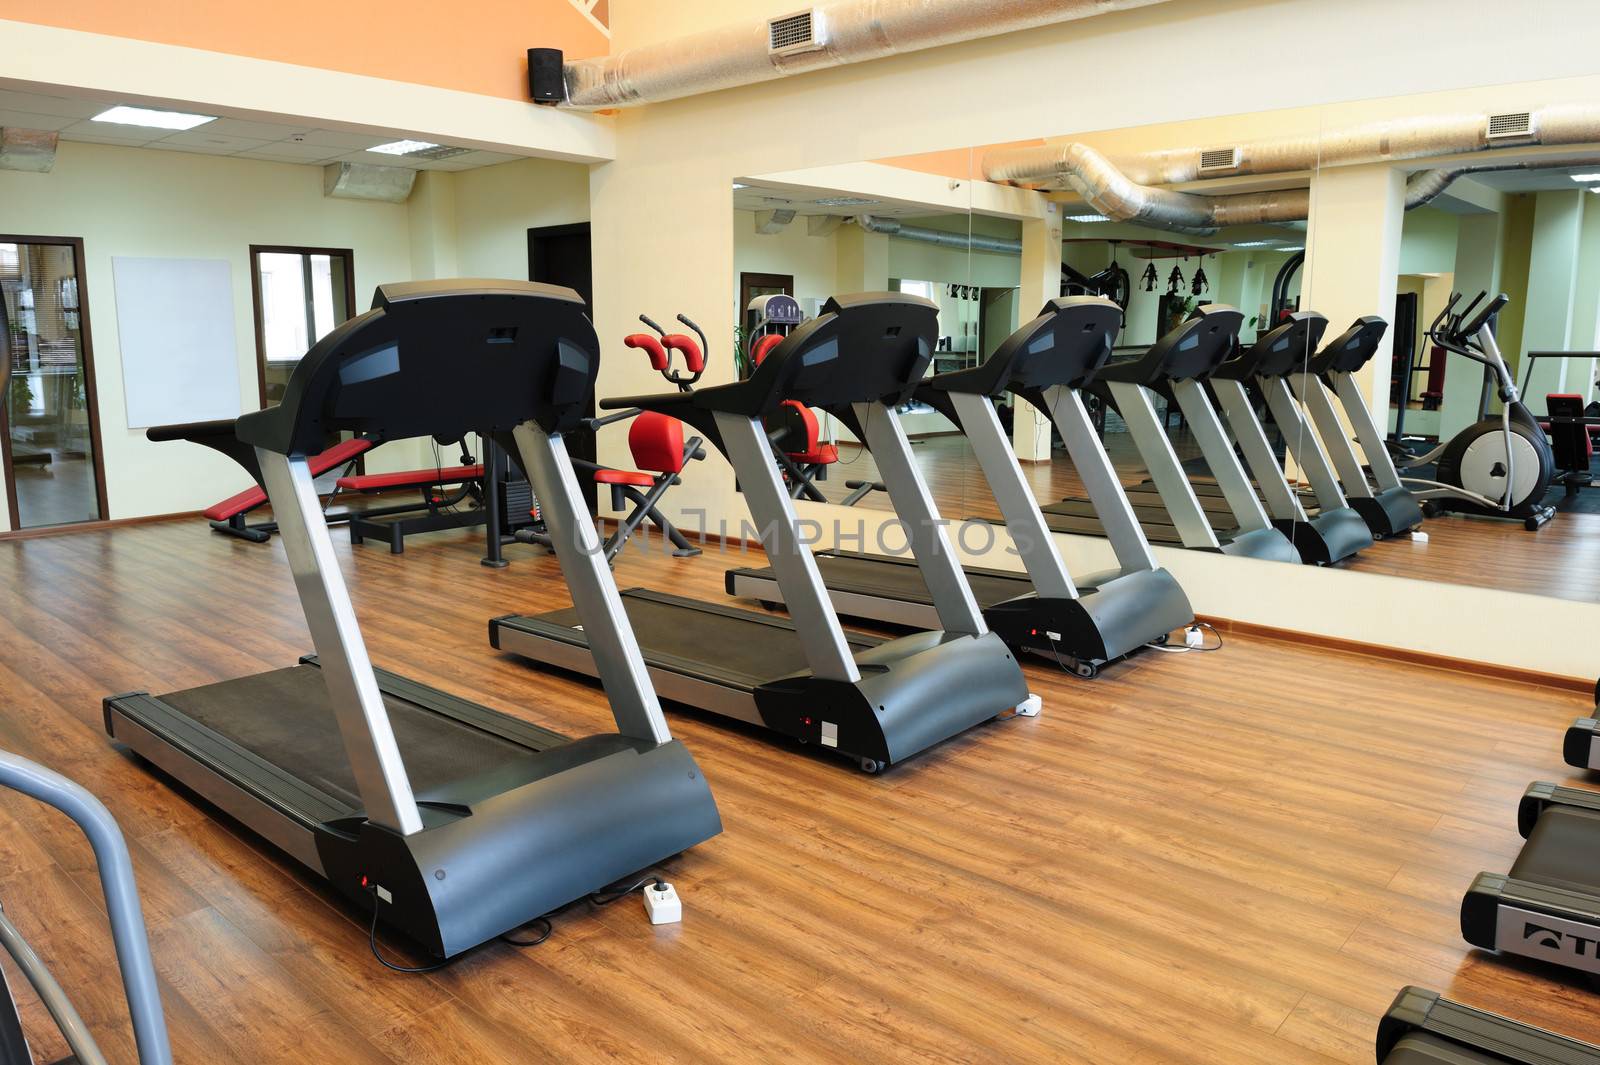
left=112, top=257, right=241, bottom=428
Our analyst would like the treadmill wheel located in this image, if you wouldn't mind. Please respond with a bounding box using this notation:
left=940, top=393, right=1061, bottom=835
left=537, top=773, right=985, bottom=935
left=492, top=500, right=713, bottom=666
left=1152, top=633, right=1169, bottom=646
left=859, top=757, right=883, bottom=774
left=1073, top=660, right=1098, bottom=680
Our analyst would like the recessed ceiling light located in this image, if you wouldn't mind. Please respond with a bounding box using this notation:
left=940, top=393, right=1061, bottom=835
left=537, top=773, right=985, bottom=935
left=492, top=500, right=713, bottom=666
left=367, top=139, right=440, bottom=156
left=91, top=105, right=216, bottom=131
left=812, top=196, right=878, bottom=207
left=1067, top=214, right=1109, bottom=223
left=1277, top=245, right=1304, bottom=251
left=1569, top=172, right=1600, bottom=182
left=1232, top=240, right=1274, bottom=248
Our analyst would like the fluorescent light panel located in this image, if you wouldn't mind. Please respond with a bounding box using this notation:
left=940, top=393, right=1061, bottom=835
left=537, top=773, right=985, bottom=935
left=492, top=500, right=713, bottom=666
left=367, top=139, right=439, bottom=156
left=1568, top=172, right=1600, bottom=182
left=91, top=105, right=216, bottom=131
left=1232, top=240, right=1274, bottom=248
left=1067, top=214, right=1109, bottom=223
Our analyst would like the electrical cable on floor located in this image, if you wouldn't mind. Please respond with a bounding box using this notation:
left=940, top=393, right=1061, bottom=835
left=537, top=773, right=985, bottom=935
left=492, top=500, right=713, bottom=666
left=1143, top=620, right=1224, bottom=653
left=367, top=892, right=451, bottom=974
left=367, top=870, right=670, bottom=971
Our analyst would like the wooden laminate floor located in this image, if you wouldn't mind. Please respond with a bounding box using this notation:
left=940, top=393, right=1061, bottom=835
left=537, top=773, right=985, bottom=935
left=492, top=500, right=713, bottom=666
left=0, top=519, right=1595, bottom=1064
left=822, top=435, right=1600, bottom=604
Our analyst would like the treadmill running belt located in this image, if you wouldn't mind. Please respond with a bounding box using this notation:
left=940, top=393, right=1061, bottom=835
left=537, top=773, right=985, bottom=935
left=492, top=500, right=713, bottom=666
left=808, top=553, right=1032, bottom=609
left=1511, top=804, right=1600, bottom=896
left=1383, top=1033, right=1506, bottom=1064
left=160, top=665, right=535, bottom=810
left=530, top=590, right=880, bottom=691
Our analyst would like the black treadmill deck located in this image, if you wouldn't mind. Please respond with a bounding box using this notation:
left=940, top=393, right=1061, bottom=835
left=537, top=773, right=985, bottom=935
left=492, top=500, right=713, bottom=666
left=495, top=588, right=884, bottom=693
left=730, top=550, right=1034, bottom=610
left=105, top=659, right=576, bottom=855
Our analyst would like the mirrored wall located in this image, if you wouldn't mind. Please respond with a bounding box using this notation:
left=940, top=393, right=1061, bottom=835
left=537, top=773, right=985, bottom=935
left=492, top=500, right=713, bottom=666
left=731, top=83, right=1600, bottom=607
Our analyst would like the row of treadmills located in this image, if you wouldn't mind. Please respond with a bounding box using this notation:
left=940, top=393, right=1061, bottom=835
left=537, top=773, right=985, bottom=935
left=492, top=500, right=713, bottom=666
left=95, top=280, right=1598, bottom=1061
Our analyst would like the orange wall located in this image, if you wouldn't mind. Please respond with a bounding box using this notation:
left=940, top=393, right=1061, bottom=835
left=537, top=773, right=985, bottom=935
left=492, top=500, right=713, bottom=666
left=0, top=1, right=608, bottom=101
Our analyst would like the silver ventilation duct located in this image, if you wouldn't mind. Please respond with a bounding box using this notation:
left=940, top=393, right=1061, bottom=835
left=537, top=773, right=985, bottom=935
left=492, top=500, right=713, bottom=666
left=856, top=215, right=1022, bottom=254
left=984, top=104, right=1600, bottom=230
left=1405, top=153, right=1600, bottom=209
left=322, top=162, right=417, bottom=203
left=0, top=128, right=58, bottom=174
left=560, top=0, right=1173, bottom=109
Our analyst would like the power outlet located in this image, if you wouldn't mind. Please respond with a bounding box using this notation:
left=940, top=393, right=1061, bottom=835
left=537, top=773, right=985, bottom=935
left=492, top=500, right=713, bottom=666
left=643, top=881, right=682, bottom=925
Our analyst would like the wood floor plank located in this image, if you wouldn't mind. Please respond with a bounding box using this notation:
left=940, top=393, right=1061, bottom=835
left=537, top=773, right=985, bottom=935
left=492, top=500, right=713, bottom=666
left=0, top=517, right=1593, bottom=1064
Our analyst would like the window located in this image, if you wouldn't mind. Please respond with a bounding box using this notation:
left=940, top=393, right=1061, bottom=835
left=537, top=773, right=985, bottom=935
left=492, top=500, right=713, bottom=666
left=249, top=246, right=354, bottom=406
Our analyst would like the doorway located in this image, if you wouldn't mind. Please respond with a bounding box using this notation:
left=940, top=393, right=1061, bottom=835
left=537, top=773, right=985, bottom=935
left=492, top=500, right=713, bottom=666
left=0, top=237, right=107, bottom=529
left=528, top=223, right=596, bottom=509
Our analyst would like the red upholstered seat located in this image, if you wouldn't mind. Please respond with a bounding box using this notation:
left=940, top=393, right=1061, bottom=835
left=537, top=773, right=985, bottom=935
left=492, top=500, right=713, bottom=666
left=336, top=464, right=483, bottom=492
left=594, top=469, right=657, bottom=487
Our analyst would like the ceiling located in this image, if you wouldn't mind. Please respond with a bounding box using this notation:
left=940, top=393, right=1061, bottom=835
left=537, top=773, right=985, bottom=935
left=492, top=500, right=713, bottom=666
left=1465, top=165, right=1600, bottom=194
left=732, top=181, right=952, bottom=218
left=0, top=87, right=524, bottom=171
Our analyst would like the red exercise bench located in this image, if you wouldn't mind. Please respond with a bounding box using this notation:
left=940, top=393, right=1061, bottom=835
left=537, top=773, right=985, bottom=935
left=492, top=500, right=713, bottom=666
left=334, top=457, right=489, bottom=554
left=166, top=420, right=376, bottom=542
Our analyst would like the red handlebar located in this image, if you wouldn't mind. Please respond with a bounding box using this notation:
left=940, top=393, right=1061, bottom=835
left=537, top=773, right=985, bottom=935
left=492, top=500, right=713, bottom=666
left=660, top=334, right=705, bottom=373
left=751, top=333, right=784, bottom=367
left=624, top=333, right=669, bottom=371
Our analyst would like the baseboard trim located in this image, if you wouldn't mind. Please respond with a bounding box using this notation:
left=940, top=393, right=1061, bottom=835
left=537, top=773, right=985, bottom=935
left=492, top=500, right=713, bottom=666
left=0, top=510, right=200, bottom=541
left=1198, top=614, right=1594, bottom=695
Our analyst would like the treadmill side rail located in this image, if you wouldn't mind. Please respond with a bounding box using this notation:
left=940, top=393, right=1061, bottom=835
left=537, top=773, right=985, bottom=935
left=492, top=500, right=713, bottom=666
left=1378, top=986, right=1600, bottom=1063
left=258, top=449, right=423, bottom=836
left=513, top=421, right=672, bottom=744
left=853, top=400, right=986, bottom=637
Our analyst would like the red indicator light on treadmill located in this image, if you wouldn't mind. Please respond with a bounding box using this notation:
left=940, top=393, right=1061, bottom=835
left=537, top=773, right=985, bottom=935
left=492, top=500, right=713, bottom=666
left=360, top=875, right=369, bottom=888
left=801, top=716, right=813, bottom=726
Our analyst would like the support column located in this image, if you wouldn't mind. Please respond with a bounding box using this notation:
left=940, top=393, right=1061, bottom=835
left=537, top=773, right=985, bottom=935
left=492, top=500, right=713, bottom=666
left=407, top=171, right=459, bottom=280
left=1013, top=206, right=1062, bottom=462
left=1520, top=190, right=1585, bottom=414
left=1302, top=163, right=1406, bottom=452
left=1439, top=211, right=1503, bottom=439
left=834, top=221, right=888, bottom=294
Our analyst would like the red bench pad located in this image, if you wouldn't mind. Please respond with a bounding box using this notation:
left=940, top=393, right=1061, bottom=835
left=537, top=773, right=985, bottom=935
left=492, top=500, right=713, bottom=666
left=594, top=469, right=657, bottom=487
left=203, top=436, right=375, bottom=521
left=336, top=464, right=483, bottom=492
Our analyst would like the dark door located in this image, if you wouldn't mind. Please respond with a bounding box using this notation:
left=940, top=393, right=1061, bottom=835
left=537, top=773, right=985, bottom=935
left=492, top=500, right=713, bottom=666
left=528, top=224, right=596, bottom=510
left=1390, top=290, right=1420, bottom=438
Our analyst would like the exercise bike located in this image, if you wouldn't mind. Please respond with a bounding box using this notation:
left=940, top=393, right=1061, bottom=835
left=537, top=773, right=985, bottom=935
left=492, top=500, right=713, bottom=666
left=1388, top=291, right=1555, bottom=530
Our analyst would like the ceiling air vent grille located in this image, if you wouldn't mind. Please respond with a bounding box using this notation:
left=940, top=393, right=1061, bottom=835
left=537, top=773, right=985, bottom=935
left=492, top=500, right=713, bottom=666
left=1198, top=147, right=1242, bottom=174
left=1486, top=111, right=1535, bottom=142
left=769, top=10, right=822, bottom=55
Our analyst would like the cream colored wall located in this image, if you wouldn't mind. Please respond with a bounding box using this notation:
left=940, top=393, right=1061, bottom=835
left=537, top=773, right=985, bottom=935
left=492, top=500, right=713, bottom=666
left=591, top=0, right=1600, bottom=679
left=452, top=158, right=591, bottom=277
left=0, top=140, right=416, bottom=526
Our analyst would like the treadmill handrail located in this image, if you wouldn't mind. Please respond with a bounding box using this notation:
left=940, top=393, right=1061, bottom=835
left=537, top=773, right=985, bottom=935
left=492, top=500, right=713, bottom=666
left=0, top=750, right=171, bottom=1065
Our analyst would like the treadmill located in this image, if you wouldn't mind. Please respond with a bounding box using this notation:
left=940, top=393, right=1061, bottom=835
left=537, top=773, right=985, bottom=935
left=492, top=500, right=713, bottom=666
left=1290, top=315, right=1426, bottom=539
left=1042, top=306, right=1302, bottom=563
left=492, top=293, right=1035, bottom=773
left=1463, top=781, right=1600, bottom=980
left=1378, top=986, right=1600, bottom=1064
left=104, top=280, right=722, bottom=959
left=1200, top=311, right=1374, bottom=564
left=725, top=296, right=1193, bottom=678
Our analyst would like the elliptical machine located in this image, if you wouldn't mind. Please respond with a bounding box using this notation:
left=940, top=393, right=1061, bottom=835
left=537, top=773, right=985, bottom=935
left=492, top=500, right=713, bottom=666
left=1389, top=292, right=1556, bottom=530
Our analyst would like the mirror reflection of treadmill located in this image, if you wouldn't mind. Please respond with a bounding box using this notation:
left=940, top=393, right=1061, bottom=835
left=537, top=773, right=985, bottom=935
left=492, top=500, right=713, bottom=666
left=726, top=296, right=1194, bottom=678
left=1039, top=305, right=1303, bottom=564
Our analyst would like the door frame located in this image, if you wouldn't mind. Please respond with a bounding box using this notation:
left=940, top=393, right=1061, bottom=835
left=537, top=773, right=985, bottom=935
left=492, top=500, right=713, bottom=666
left=739, top=271, right=794, bottom=317
left=247, top=244, right=357, bottom=409
left=0, top=234, right=108, bottom=529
